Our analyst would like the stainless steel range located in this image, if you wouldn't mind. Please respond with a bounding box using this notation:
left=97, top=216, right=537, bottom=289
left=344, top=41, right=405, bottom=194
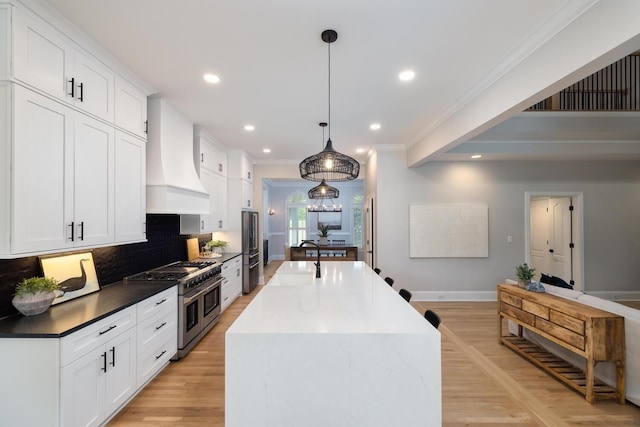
left=125, top=260, right=222, bottom=358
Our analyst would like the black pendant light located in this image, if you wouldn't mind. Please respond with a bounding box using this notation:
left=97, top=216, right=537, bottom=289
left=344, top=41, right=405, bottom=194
left=299, top=29, right=360, bottom=182
left=308, top=179, right=339, bottom=200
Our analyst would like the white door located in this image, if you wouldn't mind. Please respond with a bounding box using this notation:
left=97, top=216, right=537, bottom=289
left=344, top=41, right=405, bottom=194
left=12, top=86, right=73, bottom=254
left=114, top=131, right=146, bottom=242
left=104, top=328, right=137, bottom=417
left=60, top=345, right=106, bottom=427
left=114, top=76, right=147, bottom=139
left=13, top=8, right=73, bottom=103
left=74, top=114, right=114, bottom=247
left=74, top=50, right=115, bottom=122
left=549, top=197, right=572, bottom=284
left=529, top=198, right=549, bottom=279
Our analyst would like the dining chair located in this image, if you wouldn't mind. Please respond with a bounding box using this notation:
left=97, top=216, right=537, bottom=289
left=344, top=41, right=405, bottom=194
left=373, top=268, right=381, bottom=275
left=424, top=309, right=441, bottom=329
left=384, top=277, right=394, bottom=287
left=399, top=288, right=412, bottom=303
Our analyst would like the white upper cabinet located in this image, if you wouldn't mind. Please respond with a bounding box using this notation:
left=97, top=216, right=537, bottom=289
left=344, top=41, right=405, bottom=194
left=13, top=8, right=115, bottom=123
left=115, top=76, right=148, bottom=139
left=11, top=85, right=114, bottom=255
left=114, top=131, right=146, bottom=243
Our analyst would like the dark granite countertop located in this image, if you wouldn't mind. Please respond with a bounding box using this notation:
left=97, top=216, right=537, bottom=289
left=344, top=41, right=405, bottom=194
left=198, top=252, right=242, bottom=264
left=0, top=281, right=177, bottom=338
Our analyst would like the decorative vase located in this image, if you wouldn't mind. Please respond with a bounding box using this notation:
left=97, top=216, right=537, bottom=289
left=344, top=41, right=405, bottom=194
left=12, top=291, right=56, bottom=316
left=517, top=279, right=529, bottom=289
left=319, top=236, right=328, bottom=245
left=213, top=246, right=223, bottom=254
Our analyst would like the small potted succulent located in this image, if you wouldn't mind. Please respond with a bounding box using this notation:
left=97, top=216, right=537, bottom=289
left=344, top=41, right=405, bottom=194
left=206, top=239, right=229, bottom=254
left=12, top=276, right=60, bottom=316
left=317, top=224, right=331, bottom=245
left=515, top=263, right=536, bottom=288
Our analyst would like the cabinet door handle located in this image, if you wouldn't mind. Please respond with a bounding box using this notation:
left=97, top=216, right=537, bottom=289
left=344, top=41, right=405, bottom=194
left=218, top=220, right=223, bottom=229
left=201, top=153, right=204, bottom=163
left=144, top=120, right=148, bottom=134
left=155, top=298, right=167, bottom=306
left=201, top=220, right=204, bottom=230
left=155, top=350, right=167, bottom=360
left=68, top=77, right=75, bottom=98
left=110, top=346, right=116, bottom=367
left=79, top=221, right=84, bottom=241
left=247, top=200, right=251, bottom=207
left=155, top=322, right=167, bottom=331
left=247, top=171, right=251, bottom=179
left=101, top=352, right=107, bottom=372
left=77, top=82, right=84, bottom=102
left=99, top=325, right=117, bottom=335
left=218, top=163, right=223, bottom=173
left=68, top=221, right=75, bottom=241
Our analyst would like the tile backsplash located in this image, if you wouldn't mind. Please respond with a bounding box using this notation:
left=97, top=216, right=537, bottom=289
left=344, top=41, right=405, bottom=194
left=0, top=214, right=211, bottom=319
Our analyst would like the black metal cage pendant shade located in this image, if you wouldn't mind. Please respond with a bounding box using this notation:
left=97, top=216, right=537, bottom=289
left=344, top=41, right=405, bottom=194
left=308, top=179, right=339, bottom=199
left=299, top=29, right=360, bottom=182
left=299, top=139, right=360, bottom=182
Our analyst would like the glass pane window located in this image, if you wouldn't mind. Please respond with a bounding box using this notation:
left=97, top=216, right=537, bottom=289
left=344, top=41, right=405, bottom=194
left=287, top=192, right=308, bottom=245
left=353, top=194, right=364, bottom=248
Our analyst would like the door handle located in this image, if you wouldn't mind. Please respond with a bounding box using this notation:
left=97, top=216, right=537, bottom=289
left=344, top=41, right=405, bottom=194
left=110, top=346, right=115, bottom=367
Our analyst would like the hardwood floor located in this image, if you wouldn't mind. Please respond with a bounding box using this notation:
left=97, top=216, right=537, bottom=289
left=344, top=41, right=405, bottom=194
left=108, top=263, right=640, bottom=426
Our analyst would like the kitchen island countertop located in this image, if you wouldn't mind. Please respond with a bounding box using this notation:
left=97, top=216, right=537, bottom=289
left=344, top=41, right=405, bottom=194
left=226, top=261, right=441, bottom=427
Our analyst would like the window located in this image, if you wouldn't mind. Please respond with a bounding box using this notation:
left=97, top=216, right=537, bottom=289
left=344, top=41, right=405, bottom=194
left=353, top=194, right=364, bottom=248
left=287, top=192, right=308, bottom=245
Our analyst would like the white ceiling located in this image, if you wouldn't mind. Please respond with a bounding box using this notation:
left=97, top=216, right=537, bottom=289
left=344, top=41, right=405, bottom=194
left=41, top=0, right=640, bottom=164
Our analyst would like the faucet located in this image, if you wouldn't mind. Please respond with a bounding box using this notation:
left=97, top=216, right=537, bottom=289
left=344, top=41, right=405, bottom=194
left=299, top=240, right=321, bottom=278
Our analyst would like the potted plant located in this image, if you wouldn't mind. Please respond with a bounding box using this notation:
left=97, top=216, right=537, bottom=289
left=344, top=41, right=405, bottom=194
left=515, top=263, right=536, bottom=288
left=12, top=276, right=59, bottom=316
left=206, top=239, right=229, bottom=254
left=317, top=224, right=330, bottom=245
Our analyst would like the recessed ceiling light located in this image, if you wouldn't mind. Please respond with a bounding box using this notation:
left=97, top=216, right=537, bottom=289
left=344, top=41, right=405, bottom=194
left=263, top=148, right=271, bottom=153
left=244, top=124, right=255, bottom=131
left=398, top=70, right=415, bottom=81
left=471, top=154, right=482, bottom=159
left=356, top=148, right=365, bottom=154
left=370, top=123, right=381, bottom=130
left=203, top=73, right=220, bottom=84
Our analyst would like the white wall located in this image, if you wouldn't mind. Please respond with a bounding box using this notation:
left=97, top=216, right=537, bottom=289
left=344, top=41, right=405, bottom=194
left=374, top=147, right=640, bottom=299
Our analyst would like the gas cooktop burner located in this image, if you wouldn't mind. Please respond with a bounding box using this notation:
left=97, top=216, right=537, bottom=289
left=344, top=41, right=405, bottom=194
left=124, top=260, right=222, bottom=286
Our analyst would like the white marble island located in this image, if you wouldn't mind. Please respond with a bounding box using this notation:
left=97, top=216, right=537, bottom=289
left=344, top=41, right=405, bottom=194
left=225, top=261, right=441, bottom=427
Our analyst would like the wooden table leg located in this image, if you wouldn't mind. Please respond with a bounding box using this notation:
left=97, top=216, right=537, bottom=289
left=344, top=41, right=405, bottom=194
left=585, top=360, right=595, bottom=404
left=617, top=360, right=626, bottom=404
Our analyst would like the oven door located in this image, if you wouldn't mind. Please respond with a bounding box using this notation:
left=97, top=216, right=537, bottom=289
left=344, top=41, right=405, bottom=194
left=179, top=287, right=203, bottom=349
left=202, top=277, right=222, bottom=330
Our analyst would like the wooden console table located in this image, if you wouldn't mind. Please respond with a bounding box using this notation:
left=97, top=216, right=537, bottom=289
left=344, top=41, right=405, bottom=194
left=497, top=284, right=625, bottom=404
left=289, top=244, right=358, bottom=261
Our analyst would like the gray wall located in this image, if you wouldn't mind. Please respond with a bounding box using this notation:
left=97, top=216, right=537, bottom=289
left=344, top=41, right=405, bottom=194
left=374, top=149, right=640, bottom=299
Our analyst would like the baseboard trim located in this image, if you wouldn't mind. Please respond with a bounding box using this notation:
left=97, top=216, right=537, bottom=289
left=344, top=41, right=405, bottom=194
left=413, top=291, right=497, bottom=302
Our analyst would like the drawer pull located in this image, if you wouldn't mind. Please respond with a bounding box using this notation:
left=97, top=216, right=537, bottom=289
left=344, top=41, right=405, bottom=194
left=155, top=322, right=167, bottom=331
left=99, top=325, right=117, bottom=335
left=155, top=350, right=167, bottom=360
left=101, top=352, right=107, bottom=372
left=155, top=298, right=167, bottom=306
left=110, top=346, right=116, bottom=367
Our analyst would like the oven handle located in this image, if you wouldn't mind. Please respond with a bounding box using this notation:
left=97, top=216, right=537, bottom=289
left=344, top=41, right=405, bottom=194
left=249, top=261, right=261, bottom=269
left=204, top=277, right=223, bottom=292
left=183, top=288, right=205, bottom=305
left=248, top=252, right=260, bottom=260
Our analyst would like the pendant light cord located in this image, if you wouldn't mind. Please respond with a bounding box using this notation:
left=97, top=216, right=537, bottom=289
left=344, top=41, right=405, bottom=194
left=328, top=41, right=331, bottom=141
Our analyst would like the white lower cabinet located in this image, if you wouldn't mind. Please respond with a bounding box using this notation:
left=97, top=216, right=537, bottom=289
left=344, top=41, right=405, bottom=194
left=221, top=256, right=242, bottom=312
left=61, top=326, right=136, bottom=427
left=0, top=287, right=177, bottom=427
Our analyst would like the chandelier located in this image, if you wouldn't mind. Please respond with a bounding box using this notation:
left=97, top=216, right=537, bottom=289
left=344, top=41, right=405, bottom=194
left=299, top=29, right=360, bottom=182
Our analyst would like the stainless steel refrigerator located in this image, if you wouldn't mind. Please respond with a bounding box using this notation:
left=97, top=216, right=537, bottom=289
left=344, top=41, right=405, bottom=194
left=242, top=210, right=260, bottom=293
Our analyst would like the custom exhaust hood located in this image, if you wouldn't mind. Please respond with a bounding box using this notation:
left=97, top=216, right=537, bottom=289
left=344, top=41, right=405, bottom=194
left=146, top=97, right=209, bottom=215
